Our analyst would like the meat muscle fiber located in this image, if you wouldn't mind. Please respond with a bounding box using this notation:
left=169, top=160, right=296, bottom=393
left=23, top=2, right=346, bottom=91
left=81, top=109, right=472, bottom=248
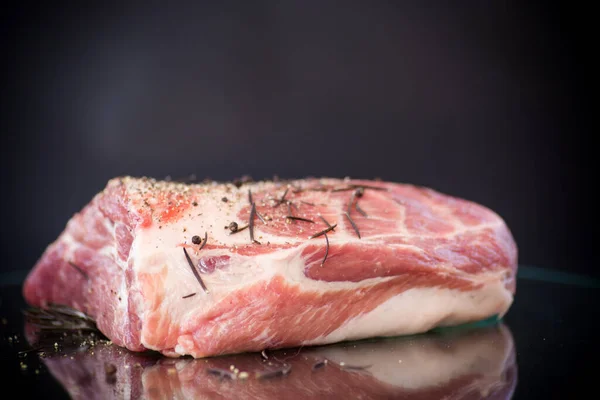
left=22, top=177, right=518, bottom=358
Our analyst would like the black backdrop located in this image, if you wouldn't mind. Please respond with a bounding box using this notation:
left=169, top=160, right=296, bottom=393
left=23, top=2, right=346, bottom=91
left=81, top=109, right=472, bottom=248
left=1, top=1, right=594, bottom=278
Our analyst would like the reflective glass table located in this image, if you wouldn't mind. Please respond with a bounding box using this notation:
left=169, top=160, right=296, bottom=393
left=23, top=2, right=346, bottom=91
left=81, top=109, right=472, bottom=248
left=1, top=266, right=597, bottom=399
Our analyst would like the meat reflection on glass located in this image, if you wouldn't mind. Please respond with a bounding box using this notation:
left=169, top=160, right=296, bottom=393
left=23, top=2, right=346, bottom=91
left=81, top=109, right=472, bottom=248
left=24, top=317, right=517, bottom=400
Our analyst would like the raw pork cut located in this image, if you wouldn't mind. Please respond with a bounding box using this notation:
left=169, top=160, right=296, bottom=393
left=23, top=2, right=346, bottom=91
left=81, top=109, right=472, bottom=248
left=22, top=177, right=518, bottom=358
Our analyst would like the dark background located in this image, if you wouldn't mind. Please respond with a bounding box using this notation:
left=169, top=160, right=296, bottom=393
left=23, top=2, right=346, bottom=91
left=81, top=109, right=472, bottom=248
left=1, top=1, right=594, bottom=278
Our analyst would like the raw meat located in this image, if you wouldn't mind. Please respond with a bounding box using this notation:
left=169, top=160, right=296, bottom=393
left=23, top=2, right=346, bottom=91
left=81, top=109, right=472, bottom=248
left=22, top=176, right=518, bottom=358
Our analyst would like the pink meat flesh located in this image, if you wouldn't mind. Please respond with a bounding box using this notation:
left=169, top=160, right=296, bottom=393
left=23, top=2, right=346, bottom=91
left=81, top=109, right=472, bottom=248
left=23, top=177, right=518, bottom=358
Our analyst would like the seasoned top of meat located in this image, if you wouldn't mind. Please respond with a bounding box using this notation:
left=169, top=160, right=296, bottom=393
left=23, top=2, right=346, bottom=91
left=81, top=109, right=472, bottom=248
left=108, top=176, right=516, bottom=268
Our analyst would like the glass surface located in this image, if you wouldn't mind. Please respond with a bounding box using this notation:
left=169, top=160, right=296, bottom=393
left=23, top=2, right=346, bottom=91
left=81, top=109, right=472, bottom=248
left=1, top=266, right=596, bottom=399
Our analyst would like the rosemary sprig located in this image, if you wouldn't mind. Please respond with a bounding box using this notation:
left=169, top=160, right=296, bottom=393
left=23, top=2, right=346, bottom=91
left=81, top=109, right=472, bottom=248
left=344, top=212, right=361, bottom=239
left=318, top=215, right=334, bottom=230
left=309, top=224, right=337, bottom=239
left=355, top=202, right=368, bottom=217
left=322, top=233, right=330, bottom=266
left=249, top=203, right=260, bottom=244
left=183, top=242, right=209, bottom=293
left=285, top=216, right=315, bottom=223
left=273, top=188, right=289, bottom=207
